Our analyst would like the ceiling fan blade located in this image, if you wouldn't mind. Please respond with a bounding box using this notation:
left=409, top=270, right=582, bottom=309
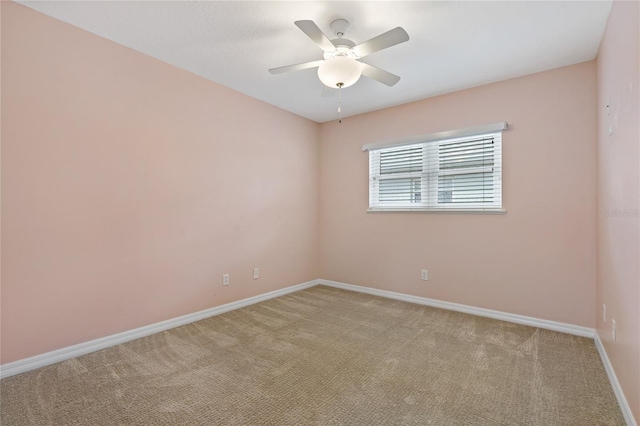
left=352, top=27, right=409, bottom=58
left=295, top=20, right=336, bottom=52
left=360, top=63, right=401, bottom=86
left=269, top=60, right=325, bottom=75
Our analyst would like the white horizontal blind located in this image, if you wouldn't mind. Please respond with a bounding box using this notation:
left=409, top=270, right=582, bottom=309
left=369, top=131, right=502, bottom=211
left=377, top=146, right=423, bottom=203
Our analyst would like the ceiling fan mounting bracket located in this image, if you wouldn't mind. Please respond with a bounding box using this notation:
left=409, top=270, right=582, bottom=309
left=330, top=19, right=350, bottom=38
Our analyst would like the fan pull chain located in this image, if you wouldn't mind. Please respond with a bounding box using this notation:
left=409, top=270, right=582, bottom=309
left=337, top=82, right=344, bottom=124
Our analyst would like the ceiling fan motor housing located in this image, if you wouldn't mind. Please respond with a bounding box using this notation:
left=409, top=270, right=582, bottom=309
left=327, top=19, right=356, bottom=56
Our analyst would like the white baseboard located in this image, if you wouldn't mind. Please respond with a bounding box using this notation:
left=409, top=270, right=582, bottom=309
left=320, top=279, right=639, bottom=424
left=3, top=277, right=634, bottom=426
left=0, top=279, right=320, bottom=379
left=594, top=332, right=637, bottom=426
left=319, top=279, right=595, bottom=337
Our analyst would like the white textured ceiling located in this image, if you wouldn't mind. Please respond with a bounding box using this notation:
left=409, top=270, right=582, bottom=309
left=18, top=1, right=612, bottom=123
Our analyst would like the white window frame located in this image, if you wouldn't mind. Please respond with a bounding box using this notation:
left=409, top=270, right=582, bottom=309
left=364, top=123, right=507, bottom=214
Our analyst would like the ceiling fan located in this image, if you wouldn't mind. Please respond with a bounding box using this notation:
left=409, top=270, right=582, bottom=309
left=269, top=19, right=409, bottom=89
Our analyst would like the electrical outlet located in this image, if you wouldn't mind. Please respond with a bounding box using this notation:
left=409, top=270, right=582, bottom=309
left=222, top=273, right=230, bottom=286
left=421, top=269, right=428, bottom=281
left=612, top=319, right=616, bottom=341
left=603, top=304, right=606, bottom=323
left=253, top=268, right=259, bottom=279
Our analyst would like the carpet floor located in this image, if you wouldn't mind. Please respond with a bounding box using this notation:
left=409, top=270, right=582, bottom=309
left=0, top=285, right=625, bottom=425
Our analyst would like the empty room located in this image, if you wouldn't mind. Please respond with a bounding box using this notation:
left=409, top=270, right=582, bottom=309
left=1, top=1, right=638, bottom=425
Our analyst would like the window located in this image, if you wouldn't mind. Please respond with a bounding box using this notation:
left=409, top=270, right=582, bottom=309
left=365, top=123, right=506, bottom=213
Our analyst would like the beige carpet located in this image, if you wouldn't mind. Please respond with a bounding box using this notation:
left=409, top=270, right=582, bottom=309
left=1, top=285, right=625, bottom=425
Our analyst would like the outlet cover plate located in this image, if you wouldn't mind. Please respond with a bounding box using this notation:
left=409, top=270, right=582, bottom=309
left=612, top=319, right=616, bottom=341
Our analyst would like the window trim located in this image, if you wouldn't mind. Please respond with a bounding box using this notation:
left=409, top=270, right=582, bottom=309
left=365, top=123, right=508, bottom=214
left=366, top=208, right=507, bottom=214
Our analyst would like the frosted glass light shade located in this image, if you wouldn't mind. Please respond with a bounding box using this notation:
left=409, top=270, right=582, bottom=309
left=317, top=57, right=362, bottom=88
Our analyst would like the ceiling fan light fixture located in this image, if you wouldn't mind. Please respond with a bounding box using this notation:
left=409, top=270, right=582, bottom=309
left=317, top=57, right=362, bottom=88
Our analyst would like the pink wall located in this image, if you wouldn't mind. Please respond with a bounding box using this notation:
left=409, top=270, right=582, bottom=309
left=319, top=62, right=597, bottom=328
left=2, top=7, right=637, bottom=419
left=0, top=0, right=4, bottom=364
left=1, top=2, right=320, bottom=363
left=596, top=0, right=640, bottom=421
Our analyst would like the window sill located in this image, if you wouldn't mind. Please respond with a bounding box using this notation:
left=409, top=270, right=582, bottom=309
left=367, top=208, right=507, bottom=215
